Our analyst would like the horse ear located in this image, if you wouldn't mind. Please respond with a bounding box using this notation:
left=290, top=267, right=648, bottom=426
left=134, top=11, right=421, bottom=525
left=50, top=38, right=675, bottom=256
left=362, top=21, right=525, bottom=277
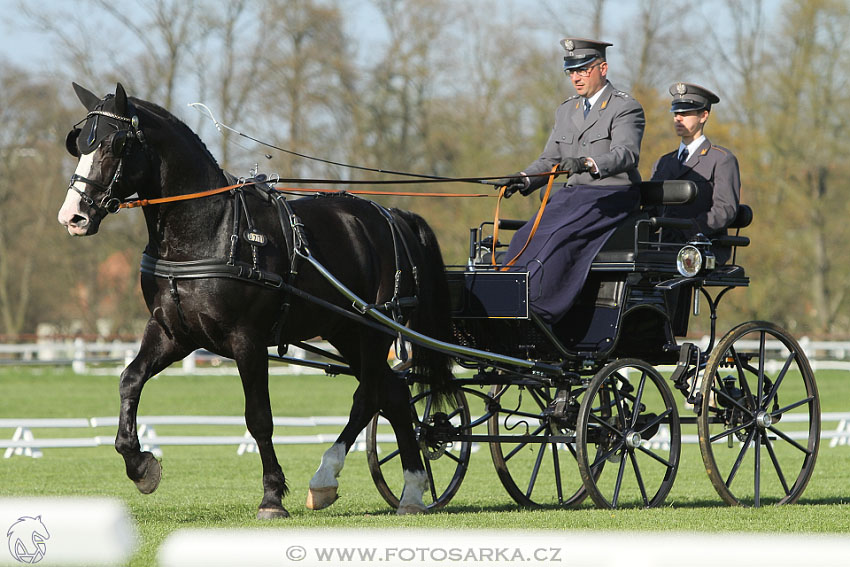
left=115, top=83, right=128, bottom=115
left=72, top=82, right=101, bottom=111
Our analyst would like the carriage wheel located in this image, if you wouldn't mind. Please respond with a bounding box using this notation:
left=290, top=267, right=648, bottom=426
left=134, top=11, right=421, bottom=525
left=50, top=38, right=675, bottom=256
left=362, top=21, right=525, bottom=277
left=576, top=359, right=681, bottom=509
left=488, top=383, right=589, bottom=508
left=366, top=387, right=471, bottom=510
left=697, top=321, right=820, bottom=507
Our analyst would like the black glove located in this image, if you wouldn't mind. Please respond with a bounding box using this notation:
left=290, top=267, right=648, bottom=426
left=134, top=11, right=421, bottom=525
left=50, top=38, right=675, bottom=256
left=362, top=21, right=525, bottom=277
left=496, top=173, right=529, bottom=198
left=560, top=157, right=591, bottom=175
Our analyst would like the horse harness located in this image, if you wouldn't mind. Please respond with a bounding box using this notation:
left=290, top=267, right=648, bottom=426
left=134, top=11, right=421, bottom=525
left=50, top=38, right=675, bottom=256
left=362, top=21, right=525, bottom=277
left=140, top=182, right=421, bottom=356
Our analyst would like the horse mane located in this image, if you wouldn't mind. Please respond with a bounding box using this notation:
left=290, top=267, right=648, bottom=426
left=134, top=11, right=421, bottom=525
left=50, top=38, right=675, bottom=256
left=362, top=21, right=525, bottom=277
left=130, top=97, right=223, bottom=173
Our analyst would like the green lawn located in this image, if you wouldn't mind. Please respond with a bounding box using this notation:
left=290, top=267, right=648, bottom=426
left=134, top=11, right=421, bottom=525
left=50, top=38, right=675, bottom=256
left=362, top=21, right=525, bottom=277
left=2, top=366, right=850, bottom=566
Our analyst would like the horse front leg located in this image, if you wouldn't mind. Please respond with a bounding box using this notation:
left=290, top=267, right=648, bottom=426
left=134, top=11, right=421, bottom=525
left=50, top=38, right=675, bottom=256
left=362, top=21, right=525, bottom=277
left=235, top=347, right=289, bottom=519
left=116, top=317, right=190, bottom=494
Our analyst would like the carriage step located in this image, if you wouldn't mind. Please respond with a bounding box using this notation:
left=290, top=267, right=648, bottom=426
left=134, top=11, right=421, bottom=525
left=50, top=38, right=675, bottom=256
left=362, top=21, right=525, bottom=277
left=670, top=342, right=696, bottom=396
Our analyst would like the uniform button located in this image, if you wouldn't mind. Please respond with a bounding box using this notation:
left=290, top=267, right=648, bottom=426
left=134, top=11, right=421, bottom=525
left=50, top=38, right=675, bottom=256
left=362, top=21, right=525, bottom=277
left=561, top=136, right=566, bottom=140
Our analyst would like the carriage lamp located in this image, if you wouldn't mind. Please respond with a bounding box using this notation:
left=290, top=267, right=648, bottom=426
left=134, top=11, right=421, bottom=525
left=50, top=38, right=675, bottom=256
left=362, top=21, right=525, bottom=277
left=676, top=245, right=702, bottom=277
left=676, top=243, right=716, bottom=277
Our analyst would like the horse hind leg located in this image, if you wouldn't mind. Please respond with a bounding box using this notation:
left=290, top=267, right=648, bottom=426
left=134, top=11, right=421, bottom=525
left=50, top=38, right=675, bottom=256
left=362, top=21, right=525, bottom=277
left=306, top=442, right=345, bottom=510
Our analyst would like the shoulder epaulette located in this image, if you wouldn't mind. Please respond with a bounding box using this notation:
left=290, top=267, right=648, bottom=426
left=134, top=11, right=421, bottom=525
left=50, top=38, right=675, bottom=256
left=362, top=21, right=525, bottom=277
left=709, top=145, right=730, bottom=156
left=613, top=90, right=631, bottom=99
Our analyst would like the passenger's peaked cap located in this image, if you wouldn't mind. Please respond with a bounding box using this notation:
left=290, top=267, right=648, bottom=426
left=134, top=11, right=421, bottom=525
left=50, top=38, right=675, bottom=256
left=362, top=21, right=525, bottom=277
left=669, top=82, right=720, bottom=113
left=560, top=38, right=612, bottom=70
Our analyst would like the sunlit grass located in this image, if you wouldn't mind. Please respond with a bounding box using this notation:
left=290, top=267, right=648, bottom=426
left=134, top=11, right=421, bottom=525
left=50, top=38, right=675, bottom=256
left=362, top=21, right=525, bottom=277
left=2, top=367, right=849, bottom=566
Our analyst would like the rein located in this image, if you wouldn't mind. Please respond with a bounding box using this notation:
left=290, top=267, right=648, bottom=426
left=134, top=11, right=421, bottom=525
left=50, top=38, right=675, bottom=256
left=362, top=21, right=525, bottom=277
left=118, top=170, right=573, bottom=210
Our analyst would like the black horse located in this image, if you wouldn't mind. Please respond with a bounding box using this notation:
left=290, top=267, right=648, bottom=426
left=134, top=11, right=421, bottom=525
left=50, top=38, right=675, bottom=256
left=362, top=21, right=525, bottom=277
left=58, top=83, right=454, bottom=518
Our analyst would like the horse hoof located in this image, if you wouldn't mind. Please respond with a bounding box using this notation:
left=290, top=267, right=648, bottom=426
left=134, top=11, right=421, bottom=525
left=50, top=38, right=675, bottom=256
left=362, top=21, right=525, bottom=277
left=134, top=455, right=162, bottom=494
left=257, top=507, right=290, bottom=520
left=397, top=503, right=428, bottom=516
left=306, top=487, right=338, bottom=510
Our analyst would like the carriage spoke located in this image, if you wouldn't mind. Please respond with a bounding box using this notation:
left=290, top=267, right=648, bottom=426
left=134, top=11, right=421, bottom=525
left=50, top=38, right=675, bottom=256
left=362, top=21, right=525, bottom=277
left=611, top=450, right=628, bottom=508
left=590, top=439, right=625, bottom=472
left=636, top=444, right=674, bottom=468
left=772, top=396, right=815, bottom=417
left=611, top=380, right=629, bottom=429
left=725, top=427, right=756, bottom=488
left=422, top=456, right=438, bottom=502
left=709, top=419, right=755, bottom=444
left=378, top=448, right=401, bottom=466
left=630, top=371, right=648, bottom=429
left=766, top=424, right=812, bottom=455
left=588, top=411, right=623, bottom=436
left=442, top=448, right=463, bottom=464
left=763, top=353, right=795, bottom=409
left=551, top=441, right=564, bottom=504
left=525, top=436, right=549, bottom=499
left=754, top=430, right=762, bottom=507
left=711, top=385, right=756, bottom=416
left=629, top=450, right=650, bottom=507
left=503, top=423, right=548, bottom=462
left=757, top=331, right=767, bottom=408
left=636, top=408, right=671, bottom=437
left=763, top=435, right=791, bottom=496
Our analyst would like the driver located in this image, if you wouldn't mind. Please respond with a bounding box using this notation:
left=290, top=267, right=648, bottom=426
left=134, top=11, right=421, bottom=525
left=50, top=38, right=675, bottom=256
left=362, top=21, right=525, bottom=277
left=497, top=38, right=645, bottom=325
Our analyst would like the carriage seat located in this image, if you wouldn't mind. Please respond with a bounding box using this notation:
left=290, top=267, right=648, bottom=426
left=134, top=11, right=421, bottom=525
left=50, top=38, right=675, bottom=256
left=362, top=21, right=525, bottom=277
left=591, top=180, right=698, bottom=265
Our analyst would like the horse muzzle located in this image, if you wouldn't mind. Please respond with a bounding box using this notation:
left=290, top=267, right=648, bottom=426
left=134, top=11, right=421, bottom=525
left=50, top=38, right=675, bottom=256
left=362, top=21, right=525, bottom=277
left=58, top=188, right=101, bottom=236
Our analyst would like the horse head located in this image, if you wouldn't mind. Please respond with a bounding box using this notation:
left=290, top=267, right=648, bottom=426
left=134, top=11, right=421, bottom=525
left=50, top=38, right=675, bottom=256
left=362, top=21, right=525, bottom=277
left=59, top=82, right=150, bottom=236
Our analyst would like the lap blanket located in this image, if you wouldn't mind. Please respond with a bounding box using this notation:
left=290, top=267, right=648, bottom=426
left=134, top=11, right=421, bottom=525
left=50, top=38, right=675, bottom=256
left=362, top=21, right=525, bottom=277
left=503, top=184, right=639, bottom=324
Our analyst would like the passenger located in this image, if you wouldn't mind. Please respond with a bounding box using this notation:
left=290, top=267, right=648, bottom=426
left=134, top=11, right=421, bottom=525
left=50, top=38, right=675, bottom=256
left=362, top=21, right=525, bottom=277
left=497, top=38, right=645, bottom=325
left=650, top=83, right=741, bottom=264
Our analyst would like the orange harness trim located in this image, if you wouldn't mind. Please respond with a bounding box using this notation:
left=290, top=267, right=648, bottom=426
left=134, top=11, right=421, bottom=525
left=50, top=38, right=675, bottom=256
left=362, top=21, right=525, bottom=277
left=119, top=183, right=491, bottom=209
left=492, top=165, right=559, bottom=269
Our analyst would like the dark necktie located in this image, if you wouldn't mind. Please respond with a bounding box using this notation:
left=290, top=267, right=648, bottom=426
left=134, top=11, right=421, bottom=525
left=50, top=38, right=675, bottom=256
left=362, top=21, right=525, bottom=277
left=583, top=98, right=591, bottom=118
left=679, top=147, right=689, bottom=165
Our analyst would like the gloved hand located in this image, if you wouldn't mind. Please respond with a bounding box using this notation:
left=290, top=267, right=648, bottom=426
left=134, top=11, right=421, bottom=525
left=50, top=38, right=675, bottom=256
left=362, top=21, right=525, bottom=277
left=496, top=173, right=530, bottom=198
left=560, top=157, right=591, bottom=175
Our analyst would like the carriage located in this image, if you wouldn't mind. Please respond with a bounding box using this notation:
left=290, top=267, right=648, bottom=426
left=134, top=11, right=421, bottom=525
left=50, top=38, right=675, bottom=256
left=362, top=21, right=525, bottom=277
left=361, top=179, right=820, bottom=510
left=59, top=83, right=820, bottom=516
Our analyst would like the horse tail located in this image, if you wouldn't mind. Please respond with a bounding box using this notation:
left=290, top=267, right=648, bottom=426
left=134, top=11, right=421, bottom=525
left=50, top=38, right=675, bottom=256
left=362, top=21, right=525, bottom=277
left=391, top=209, right=455, bottom=404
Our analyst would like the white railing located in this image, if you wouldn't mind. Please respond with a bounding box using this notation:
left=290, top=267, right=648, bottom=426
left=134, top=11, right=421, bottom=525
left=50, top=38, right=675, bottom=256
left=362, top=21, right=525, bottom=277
left=2, top=413, right=848, bottom=459
left=4, top=336, right=850, bottom=374
left=0, top=338, right=336, bottom=375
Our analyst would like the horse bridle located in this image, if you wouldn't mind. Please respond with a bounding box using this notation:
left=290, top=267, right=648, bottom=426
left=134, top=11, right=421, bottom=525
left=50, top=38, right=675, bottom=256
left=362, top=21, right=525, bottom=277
left=66, top=110, right=147, bottom=216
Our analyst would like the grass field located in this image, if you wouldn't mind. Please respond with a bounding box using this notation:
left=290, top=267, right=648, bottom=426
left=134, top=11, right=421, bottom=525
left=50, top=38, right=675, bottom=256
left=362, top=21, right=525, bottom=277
left=2, top=366, right=850, bottom=566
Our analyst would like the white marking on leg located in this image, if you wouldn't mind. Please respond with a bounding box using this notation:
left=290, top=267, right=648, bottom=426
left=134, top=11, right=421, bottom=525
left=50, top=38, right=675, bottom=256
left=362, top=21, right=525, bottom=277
left=397, top=469, right=429, bottom=514
left=58, top=152, right=94, bottom=234
left=309, top=442, right=346, bottom=490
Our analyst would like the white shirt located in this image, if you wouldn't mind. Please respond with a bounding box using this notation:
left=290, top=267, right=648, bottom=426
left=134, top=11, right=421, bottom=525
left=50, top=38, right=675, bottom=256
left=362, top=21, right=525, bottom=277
left=679, top=134, right=706, bottom=164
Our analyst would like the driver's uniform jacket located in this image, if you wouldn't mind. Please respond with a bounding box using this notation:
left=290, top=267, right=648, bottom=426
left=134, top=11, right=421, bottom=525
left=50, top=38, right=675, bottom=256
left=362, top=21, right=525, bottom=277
left=503, top=81, right=645, bottom=324
left=522, top=81, right=644, bottom=192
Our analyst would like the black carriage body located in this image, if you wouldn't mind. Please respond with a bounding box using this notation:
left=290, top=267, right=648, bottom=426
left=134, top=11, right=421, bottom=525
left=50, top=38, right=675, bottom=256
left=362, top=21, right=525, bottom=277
left=448, top=180, right=750, bottom=369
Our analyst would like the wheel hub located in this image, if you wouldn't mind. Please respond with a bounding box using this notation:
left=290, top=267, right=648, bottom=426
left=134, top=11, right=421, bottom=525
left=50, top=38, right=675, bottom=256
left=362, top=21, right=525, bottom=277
left=625, top=430, right=642, bottom=448
left=755, top=411, right=773, bottom=429
left=417, top=412, right=454, bottom=459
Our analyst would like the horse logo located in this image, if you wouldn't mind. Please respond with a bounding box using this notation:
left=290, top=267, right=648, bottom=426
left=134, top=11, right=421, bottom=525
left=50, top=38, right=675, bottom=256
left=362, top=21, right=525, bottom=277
left=6, top=516, right=50, bottom=564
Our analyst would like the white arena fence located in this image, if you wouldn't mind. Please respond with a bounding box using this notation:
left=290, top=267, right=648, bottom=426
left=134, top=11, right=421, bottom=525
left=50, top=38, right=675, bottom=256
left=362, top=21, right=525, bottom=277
left=2, top=412, right=849, bottom=460
left=3, top=335, right=850, bottom=374
left=2, top=335, right=849, bottom=458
